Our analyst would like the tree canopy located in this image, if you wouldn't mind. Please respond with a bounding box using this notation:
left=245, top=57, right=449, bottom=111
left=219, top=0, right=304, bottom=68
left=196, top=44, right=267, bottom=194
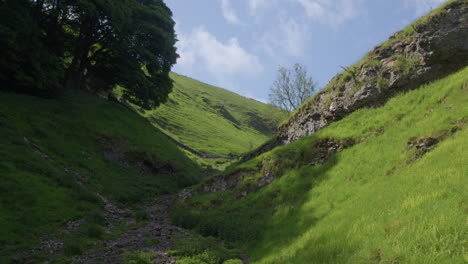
left=0, top=0, right=178, bottom=108
left=269, top=63, right=317, bottom=112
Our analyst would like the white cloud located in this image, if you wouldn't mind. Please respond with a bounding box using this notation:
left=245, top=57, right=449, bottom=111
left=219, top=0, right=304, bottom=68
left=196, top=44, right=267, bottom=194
left=403, top=0, right=448, bottom=15
left=221, top=0, right=242, bottom=25
left=244, top=90, right=268, bottom=103
left=175, top=29, right=195, bottom=70
left=247, top=0, right=268, bottom=15
left=260, top=18, right=310, bottom=58
left=293, top=0, right=365, bottom=28
left=176, top=27, right=263, bottom=81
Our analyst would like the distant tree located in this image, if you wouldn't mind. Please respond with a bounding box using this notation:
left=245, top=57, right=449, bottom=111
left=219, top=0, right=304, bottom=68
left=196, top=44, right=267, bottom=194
left=268, top=63, right=317, bottom=112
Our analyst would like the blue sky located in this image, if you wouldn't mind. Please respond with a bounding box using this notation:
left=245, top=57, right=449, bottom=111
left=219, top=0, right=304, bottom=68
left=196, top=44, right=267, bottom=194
left=166, top=0, right=448, bottom=102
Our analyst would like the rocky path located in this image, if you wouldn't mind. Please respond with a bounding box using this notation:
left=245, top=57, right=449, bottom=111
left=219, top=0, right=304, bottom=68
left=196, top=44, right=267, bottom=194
left=73, top=195, right=186, bottom=264
left=22, top=136, right=187, bottom=263
left=22, top=136, right=249, bottom=264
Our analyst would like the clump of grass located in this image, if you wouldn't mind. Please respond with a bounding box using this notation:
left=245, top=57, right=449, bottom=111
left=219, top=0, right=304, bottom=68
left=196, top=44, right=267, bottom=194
left=144, top=237, right=160, bottom=246
left=83, top=223, right=103, bottom=239
left=223, top=259, right=243, bottom=264
left=394, top=54, right=421, bottom=74
left=169, top=233, right=241, bottom=263
left=177, top=251, right=220, bottom=264
left=62, top=238, right=84, bottom=257
left=85, top=209, right=106, bottom=226
left=376, top=76, right=389, bottom=92
left=122, top=251, right=156, bottom=264
left=365, top=59, right=383, bottom=68
left=134, top=208, right=150, bottom=222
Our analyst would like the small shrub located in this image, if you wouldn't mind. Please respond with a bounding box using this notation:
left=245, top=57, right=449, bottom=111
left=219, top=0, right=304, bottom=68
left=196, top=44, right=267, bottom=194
left=84, top=223, right=103, bottom=239
left=177, top=251, right=220, bottom=264
left=122, top=251, right=155, bottom=264
left=134, top=208, right=150, bottom=222
left=365, top=59, right=383, bottom=67
left=62, top=239, right=83, bottom=256
left=376, top=77, right=389, bottom=92
left=394, top=54, right=420, bottom=74
left=85, top=209, right=105, bottom=225
left=144, top=237, right=160, bottom=246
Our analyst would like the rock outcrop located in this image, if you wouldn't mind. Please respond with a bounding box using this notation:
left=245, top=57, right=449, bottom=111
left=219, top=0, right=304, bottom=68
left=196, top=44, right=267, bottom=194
left=278, top=0, right=468, bottom=144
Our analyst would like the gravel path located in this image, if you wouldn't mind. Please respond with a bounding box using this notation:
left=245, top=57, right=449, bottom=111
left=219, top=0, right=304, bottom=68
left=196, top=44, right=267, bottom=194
left=22, top=136, right=186, bottom=264
left=73, top=195, right=186, bottom=264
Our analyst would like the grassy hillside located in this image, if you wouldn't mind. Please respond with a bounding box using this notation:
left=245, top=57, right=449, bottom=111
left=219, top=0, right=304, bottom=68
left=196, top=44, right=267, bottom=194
left=0, top=91, right=200, bottom=262
left=172, top=67, right=468, bottom=263
left=139, top=73, right=286, bottom=157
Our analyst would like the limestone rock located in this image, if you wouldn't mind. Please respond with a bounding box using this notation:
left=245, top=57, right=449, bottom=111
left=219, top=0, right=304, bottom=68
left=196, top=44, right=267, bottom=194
left=278, top=1, right=468, bottom=144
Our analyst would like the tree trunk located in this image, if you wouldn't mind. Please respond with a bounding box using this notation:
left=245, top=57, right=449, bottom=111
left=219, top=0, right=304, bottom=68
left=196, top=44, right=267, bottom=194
left=64, top=18, right=93, bottom=90
left=64, top=66, right=83, bottom=91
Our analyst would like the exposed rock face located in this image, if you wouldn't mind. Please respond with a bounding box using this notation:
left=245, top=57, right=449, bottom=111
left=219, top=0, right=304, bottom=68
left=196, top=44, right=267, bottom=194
left=97, top=135, right=176, bottom=174
left=201, top=170, right=252, bottom=193
left=278, top=0, right=468, bottom=144
left=308, top=138, right=356, bottom=166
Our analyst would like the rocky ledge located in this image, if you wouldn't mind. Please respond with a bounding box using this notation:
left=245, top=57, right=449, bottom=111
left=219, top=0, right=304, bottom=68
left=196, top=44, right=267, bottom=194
left=278, top=0, right=468, bottom=144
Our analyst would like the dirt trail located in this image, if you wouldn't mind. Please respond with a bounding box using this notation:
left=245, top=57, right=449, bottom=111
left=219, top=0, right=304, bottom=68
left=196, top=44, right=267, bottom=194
left=22, top=136, right=249, bottom=264
left=22, top=136, right=187, bottom=263
left=73, top=195, right=185, bottom=264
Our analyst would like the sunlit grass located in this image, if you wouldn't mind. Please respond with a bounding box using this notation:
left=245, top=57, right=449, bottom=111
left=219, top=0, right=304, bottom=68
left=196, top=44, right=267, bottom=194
left=172, top=67, right=468, bottom=263
left=142, top=73, right=286, bottom=157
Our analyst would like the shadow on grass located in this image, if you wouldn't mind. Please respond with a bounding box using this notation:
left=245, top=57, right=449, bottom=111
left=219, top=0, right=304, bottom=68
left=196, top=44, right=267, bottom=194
left=171, top=136, right=354, bottom=263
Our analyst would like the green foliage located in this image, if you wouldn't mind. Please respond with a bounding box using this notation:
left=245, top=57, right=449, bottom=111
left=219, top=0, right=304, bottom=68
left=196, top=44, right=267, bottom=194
left=376, top=76, right=389, bottom=92
left=0, top=0, right=64, bottom=96
left=223, top=259, right=243, bottom=264
left=123, top=251, right=156, bottom=264
left=177, top=251, right=220, bottom=264
left=77, top=0, right=178, bottom=108
left=394, top=54, right=421, bottom=74
left=364, top=59, right=383, bottom=67
left=170, top=233, right=241, bottom=264
left=173, top=67, right=468, bottom=263
left=0, top=0, right=178, bottom=108
left=144, top=237, right=160, bottom=246
left=83, top=223, right=104, bottom=239
left=139, top=73, right=286, bottom=158
left=0, top=91, right=201, bottom=262
left=134, top=208, right=150, bottom=222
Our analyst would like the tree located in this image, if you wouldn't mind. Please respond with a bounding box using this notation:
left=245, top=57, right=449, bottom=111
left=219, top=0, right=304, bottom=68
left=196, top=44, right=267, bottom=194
left=62, top=0, right=178, bottom=108
left=0, top=0, right=64, bottom=96
left=268, top=63, right=317, bottom=112
left=0, top=0, right=178, bottom=109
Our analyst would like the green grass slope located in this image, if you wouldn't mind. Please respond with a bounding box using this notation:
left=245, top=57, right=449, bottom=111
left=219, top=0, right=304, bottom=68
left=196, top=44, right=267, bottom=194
left=140, top=73, right=286, bottom=157
left=0, top=91, right=200, bottom=261
left=172, top=67, right=468, bottom=264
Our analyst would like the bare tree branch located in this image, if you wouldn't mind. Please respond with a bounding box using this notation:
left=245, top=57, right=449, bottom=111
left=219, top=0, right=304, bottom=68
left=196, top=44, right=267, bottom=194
left=268, top=63, right=317, bottom=112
